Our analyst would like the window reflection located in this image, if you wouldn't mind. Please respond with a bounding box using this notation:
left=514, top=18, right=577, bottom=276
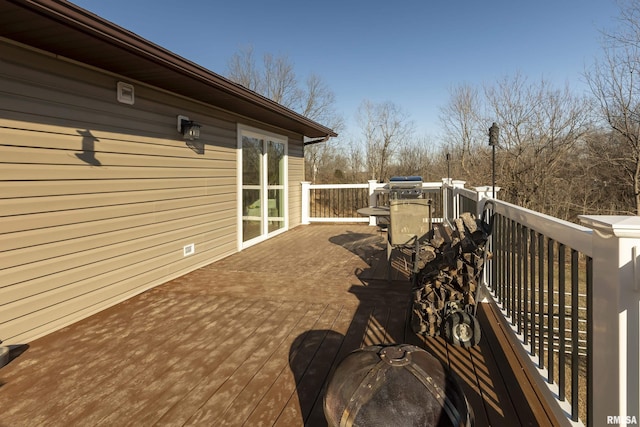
left=242, top=136, right=262, bottom=186
left=267, top=140, right=284, bottom=186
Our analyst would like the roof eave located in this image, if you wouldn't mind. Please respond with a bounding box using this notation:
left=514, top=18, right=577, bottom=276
left=0, top=0, right=337, bottom=139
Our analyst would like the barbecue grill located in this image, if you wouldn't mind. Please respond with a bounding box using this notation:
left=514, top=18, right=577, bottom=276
left=388, top=176, right=424, bottom=199
left=384, top=177, right=434, bottom=284
left=387, top=177, right=432, bottom=247
left=324, top=344, right=474, bottom=427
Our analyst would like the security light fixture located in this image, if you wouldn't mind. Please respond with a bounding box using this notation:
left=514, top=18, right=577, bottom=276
left=116, top=81, right=134, bottom=105
left=177, top=115, right=201, bottom=141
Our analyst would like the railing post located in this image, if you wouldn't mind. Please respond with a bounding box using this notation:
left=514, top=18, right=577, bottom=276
left=475, top=185, right=500, bottom=200
left=301, top=181, right=311, bottom=225
left=451, top=180, right=466, bottom=219
left=368, top=179, right=378, bottom=226
left=442, top=178, right=451, bottom=221
left=579, top=215, right=640, bottom=426
left=475, top=186, right=501, bottom=217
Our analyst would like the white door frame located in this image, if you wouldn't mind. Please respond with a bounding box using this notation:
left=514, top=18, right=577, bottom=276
left=237, top=124, right=288, bottom=250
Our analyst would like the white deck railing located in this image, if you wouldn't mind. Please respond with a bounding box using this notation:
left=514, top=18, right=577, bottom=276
left=300, top=179, right=640, bottom=427
left=300, top=179, right=483, bottom=225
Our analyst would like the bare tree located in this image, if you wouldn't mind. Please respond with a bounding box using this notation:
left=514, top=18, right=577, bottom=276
left=296, top=75, right=335, bottom=122
left=226, top=45, right=261, bottom=92
left=227, top=46, right=298, bottom=106
left=345, top=138, right=366, bottom=182
left=388, top=136, right=437, bottom=179
left=226, top=46, right=342, bottom=127
left=226, top=46, right=343, bottom=183
left=585, top=0, right=640, bottom=214
left=484, top=73, right=591, bottom=213
left=298, top=74, right=344, bottom=182
left=357, top=100, right=414, bottom=182
left=439, top=84, right=484, bottom=177
left=262, top=53, right=297, bottom=106
left=357, top=100, right=380, bottom=180
left=564, top=130, right=636, bottom=216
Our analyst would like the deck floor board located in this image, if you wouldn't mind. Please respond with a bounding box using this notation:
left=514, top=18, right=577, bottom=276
left=0, top=224, right=560, bottom=426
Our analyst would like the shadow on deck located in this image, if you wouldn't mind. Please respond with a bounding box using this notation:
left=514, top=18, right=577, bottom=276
left=0, top=224, right=560, bottom=426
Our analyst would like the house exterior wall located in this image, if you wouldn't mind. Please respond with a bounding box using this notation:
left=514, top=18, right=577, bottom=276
left=288, top=140, right=304, bottom=229
left=0, top=40, right=306, bottom=344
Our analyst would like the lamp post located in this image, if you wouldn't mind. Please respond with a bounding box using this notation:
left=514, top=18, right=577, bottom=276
left=446, top=152, right=450, bottom=184
left=488, top=122, right=499, bottom=198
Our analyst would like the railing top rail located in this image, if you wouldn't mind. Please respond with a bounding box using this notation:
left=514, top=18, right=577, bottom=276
left=483, top=198, right=593, bottom=256
left=307, top=183, right=369, bottom=189
left=454, top=187, right=477, bottom=199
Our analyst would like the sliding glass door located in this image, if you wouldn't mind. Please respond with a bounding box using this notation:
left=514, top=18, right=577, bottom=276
left=239, top=126, right=287, bottom=247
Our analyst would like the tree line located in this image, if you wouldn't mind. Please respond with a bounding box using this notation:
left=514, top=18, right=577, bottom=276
left=225, top=0, right=640, bottom=221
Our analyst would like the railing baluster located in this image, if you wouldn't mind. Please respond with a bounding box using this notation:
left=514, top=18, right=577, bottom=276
left=515, top=224, right=524, bottom=333
left=326, top=188, right=330, bottom=217
left=503, top=214, right=508, bottom=306
left=491, top=215, right=497, bottom=298
left=523, top=225, right=529, bottom=343
left=516, top=223, right=522, bottom=334
left=497, top=215, right=504, bottom=303
left=501, top=215, right=507, bottom=308
left=351, top=187, right=355, bottom=216
left=548, top=239, right=555, bottom=384
left=314, top=189, right=318, bottom=217
left=504, top=215, right=509, bottom=309
left=558, top=243, right=566, bottom=401
left=538, top=232, right=545, bottom=369
left=528, top=228, right=535, bottom=347
left=511, top=220, right=517, bottom=324
left=571, top=248, right=579, bottom=421
left=586, top=255, right=593, bottom=427
left=497, top=214, right=502, bottom=302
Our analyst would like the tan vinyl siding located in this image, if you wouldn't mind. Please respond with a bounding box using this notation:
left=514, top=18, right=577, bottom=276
left=288, top=139, right=304, bottom=228
left=0, top=41, right=246, bottom=343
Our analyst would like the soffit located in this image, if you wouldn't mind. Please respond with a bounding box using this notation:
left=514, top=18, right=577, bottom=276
left=0, top=0, right=337, bottom=138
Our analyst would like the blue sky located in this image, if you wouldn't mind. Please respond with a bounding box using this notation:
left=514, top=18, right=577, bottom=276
left=71, top=0, right=619, bottom=140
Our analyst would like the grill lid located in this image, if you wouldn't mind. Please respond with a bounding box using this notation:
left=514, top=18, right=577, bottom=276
left=389, top=176, right=424, bottom=199
left=323, top=344, right=474, bottom=427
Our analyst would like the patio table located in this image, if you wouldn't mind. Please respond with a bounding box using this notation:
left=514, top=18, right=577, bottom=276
left=356, top=206, right=390, bottom=217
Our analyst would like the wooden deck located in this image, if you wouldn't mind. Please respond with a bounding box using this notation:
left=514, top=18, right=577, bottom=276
left=0, top=224, right=560, bottom=426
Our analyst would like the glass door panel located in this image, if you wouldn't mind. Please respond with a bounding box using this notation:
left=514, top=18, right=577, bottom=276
left=242, top=136, right=262, bottom=185
left=266, top=140, right=285, bottom=233
left=242, top=188, right=262, bottom=241
left=242, top=136, right=263, bottom=243
left=267, top=140, right=285, bottom=185
left=267, top=188, right=283, bottom=233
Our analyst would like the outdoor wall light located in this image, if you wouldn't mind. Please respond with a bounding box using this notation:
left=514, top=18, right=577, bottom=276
left=177, top=115, right=201, bottom=141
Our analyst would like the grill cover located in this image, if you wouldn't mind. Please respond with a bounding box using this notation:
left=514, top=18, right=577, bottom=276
left=323, top=344, right=473, bottom=427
